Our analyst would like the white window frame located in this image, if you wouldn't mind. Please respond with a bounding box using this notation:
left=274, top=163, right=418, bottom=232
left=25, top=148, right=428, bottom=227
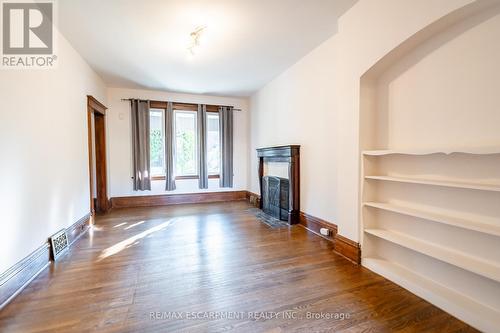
left=174, top=110, right=199, bottom=177
left=149, top=108, right=166, bottom=177
left=206, top=111, right=221, bottom=176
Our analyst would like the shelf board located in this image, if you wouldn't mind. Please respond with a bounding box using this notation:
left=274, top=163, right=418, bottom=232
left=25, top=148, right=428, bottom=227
left=363, top=258, right=500, bottom=333
left=365, top=175, right=500, bottom=192
left=364, top=202, right=500, bottom=237
left=363, top=147, right=500, bottom=156
left=364, top=228, right=500, bottom=283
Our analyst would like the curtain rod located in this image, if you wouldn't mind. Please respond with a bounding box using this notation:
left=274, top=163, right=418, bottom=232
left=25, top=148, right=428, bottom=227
left=120, top=98, right=242, bottom=111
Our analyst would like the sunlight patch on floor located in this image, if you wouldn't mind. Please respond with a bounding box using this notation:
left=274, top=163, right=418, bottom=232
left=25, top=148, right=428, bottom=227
left=124, top=221, right=145, bottom=230
left=97, top=219, right=177, bottom=261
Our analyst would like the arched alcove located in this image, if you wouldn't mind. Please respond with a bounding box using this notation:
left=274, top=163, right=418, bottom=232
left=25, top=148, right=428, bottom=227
left=358, top=2, right=500, bottom=332
left=360, top=0, right=500, bottom=151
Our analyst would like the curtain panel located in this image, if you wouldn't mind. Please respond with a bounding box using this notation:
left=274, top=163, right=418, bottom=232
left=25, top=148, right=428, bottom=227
left=164, top=102, right=176, bottom=191
left=131, top=99, right=151, bottom=191
left=219, top=106, right=234, bottom=187
left=197, top=104, right=208, bottom=189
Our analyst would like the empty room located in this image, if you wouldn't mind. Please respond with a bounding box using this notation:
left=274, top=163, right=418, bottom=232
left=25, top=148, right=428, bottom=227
left=1, top=0, right=500, bottom=332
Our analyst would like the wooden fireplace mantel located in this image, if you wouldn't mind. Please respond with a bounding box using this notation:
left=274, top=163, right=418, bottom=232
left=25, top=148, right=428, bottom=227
left=257, top=145, right=300, bottom=224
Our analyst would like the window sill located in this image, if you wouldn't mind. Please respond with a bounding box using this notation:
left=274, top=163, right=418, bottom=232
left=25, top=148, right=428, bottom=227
left=151, top=175, right=220, bottom=181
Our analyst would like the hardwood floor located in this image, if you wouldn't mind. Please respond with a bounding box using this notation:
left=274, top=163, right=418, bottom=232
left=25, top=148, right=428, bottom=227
left=0, top=202, right=476, bottom=332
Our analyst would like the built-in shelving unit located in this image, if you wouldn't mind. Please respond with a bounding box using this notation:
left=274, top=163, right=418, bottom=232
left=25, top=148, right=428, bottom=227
left=365, top=175, right=500, bottom=192
left=361, top=149, right=500, bottom=333
left=357, top=7, right=500, bottom=331
left=364, top=202, right=500, bottom=237
left=363, top=258, right=500, bottom=333
left=362, top=147, right=500, bottom=156
left=365, top=228, right=500, bottom=282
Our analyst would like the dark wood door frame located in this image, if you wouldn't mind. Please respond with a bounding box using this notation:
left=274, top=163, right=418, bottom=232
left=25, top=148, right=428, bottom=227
left=87, top=96, right=109, bottom=215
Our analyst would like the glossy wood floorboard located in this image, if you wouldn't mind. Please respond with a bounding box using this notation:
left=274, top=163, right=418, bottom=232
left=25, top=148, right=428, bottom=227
left=0, top=201, right=476, bottom=333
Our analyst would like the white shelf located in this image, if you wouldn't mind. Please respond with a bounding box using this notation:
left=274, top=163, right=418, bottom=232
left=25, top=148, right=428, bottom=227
left=364, top=228, right=500, bottom=283
left=363, top=258, right=500, bottom=333
left=365, top=175, right=500, bottom=192
left=363, top=147, right=500, bottom=156
left=364, top=202, right=500, bottom=237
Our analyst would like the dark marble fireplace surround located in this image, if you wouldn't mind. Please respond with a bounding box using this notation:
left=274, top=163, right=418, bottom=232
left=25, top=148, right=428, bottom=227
left=257, top=145, right=300, bottom=224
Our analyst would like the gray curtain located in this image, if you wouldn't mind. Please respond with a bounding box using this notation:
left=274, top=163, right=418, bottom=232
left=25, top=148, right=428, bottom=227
left=219, top=106, right=234, bottom=187
left=131, top=99, right=151, bottom=191
left=165, top=102, right=176, bottom=191
left=197, top=104, right=208, bottom=189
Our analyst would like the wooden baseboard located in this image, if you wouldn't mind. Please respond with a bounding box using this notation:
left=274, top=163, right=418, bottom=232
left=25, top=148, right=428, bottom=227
left=246, top=191, right=261, bottom=208
left=334, top=234, right=361, bottom=264
left=110, top=190, right=248, bottom=209
left=67, top=213, right=91, bottom=246
left=298, top=211, right=361, bottom=264
left=299, top=212, right=338, bottom=242
left=0, top=243, right=50, bottom=310
left=0, top=213, right=91, bottom=310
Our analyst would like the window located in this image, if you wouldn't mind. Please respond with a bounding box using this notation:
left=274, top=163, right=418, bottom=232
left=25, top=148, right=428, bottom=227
left=175, top=110, right=197, bottom=176
left=207, top=113, right=220, bottom=175
left=149, top=109, right=165, bottom=176
left=149, top=106, right=221, bottom=180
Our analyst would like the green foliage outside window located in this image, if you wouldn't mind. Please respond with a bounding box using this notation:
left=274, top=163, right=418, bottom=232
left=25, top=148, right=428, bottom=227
left=150, top=129, right=163, bottom=168
left=176, top=131, right=196, bottom=174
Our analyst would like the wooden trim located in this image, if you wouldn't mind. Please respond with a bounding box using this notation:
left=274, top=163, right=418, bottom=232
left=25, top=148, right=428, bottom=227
left=299, top=212, right=338, bottom=242
left=87, top=96, right=109, bottom=214
left=172, top=103, right=197, bottom=111
left=94, top=113, right=108, bottom=213
left=177, top=175, right=220, bottom=180
left=87, top=95, right=107, bottom=115
left=149, top=100, right=220, bottom=112
left=87, top=107, right=94, bottom=215
left=256, top=145, right=301, bottom=158
left=0, top=213, right=91, bottom=310
left=176, top=175, right=197, bottom=180
left=149, top=100, right=167, bottom=109
left=152, top=175, right=220, bottom=181
left=334, top=234, right=361, bottom=264
left=289, top=152, right=300, bottom=224
left=0, top=243, right=50, bottom=310
left=110, top=191, right=248, bottom=209
left=66, top=213, right=91, bottom=246
left=246, top=191, right=261, bottom=208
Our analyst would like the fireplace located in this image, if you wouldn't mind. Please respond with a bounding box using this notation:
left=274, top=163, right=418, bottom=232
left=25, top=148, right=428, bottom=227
left=262, top=176, right=289, bottom=221
left=257, top=145, right=300, bottom=224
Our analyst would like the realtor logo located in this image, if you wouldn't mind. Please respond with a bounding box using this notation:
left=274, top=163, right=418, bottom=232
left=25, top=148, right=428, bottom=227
left=1, top=1, right=56, bottom=68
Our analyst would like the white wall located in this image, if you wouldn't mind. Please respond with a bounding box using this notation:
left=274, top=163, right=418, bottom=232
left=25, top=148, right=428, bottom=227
left=249, top=37, right=339, bottom=224
left=373, top=9, right=500, bottom=150
left=106, top=87, right=249, bottom=197
left=0, top=31, right=106, bottom=273
left=249, top=0, right=476, bottom=240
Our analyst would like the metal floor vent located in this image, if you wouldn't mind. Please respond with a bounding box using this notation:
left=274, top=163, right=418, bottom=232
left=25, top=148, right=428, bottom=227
left=49, top=229, right=69, bottom=260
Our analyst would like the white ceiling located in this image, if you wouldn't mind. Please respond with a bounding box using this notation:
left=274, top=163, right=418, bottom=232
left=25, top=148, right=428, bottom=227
left=58, top=0, right=356, bottom=97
